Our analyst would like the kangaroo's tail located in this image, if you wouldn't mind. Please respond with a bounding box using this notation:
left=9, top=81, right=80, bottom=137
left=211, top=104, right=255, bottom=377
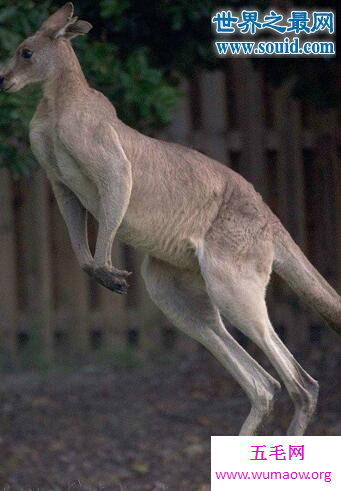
left=273, top=222, right=341, bottom=335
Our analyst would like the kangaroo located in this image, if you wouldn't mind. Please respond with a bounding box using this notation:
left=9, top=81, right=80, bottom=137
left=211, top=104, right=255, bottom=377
left=0, top=3, right=340, bottom=436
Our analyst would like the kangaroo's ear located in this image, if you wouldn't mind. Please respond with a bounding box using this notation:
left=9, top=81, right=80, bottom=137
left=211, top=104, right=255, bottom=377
left=40, top=2, right=74, bottom=32
left=58, top=19, right=93, bottom=39
left=40, top=3, right=92, bottom=39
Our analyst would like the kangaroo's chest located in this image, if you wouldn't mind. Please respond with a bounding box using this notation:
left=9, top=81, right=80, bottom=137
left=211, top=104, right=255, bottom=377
left=29, top=113, right=99, bottom=217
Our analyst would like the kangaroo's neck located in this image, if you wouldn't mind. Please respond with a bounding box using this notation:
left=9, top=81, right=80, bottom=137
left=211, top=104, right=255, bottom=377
left=43, top=40, right=89, bottom=102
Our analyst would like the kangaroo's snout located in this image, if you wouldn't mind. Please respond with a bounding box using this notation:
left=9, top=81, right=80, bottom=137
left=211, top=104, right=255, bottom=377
left=0, top=72, right=16, bottom=93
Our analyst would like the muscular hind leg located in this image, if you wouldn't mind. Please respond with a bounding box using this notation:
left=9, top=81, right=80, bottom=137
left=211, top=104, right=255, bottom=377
left=198, top=241, right=319, bottom=436
left=141, top=255, right=281, bottom=436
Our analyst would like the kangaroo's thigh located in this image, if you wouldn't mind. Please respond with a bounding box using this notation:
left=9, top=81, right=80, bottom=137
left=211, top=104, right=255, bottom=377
left=196, top=241, right=318, bottom=436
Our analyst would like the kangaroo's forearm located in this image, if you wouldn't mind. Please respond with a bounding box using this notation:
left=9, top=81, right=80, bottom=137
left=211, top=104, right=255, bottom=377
left=93, top=176, right=132, bottom=269
left=52, top=180, right=93, bottom=268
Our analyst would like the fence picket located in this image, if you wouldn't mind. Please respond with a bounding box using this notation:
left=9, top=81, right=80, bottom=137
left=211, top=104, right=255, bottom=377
left=195, top=70, right=228, bottom=162
left=0, top=169, right=18, bottom=367
left=274, top=83, right=306, bottom=250
left=21, top=171, right=53, bottom=362
left=51, top=199, right=90, bottom=357
left=232, top=59, right=267, bottom=199
left=99, top=241, right=128, bottom=352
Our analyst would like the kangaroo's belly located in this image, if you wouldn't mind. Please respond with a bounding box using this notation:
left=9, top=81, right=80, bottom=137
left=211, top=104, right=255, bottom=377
left=117, top=219, right=199, bottom=271
left=117, top=190, right=218, bottom=271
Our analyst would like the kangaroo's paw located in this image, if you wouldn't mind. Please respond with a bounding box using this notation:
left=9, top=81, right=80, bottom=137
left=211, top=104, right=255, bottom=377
left=93, top=266, right=130, bottom=294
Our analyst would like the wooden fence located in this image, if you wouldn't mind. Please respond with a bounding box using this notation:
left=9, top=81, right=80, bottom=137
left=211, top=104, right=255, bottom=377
left=0, top=59, right=340, bottom=369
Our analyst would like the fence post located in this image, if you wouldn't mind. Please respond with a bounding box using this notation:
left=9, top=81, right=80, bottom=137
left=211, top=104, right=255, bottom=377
left=310, top=109, right=341, bottom=353
left=274, top=82, right=306, bottom=249
left=232, top=59, right=268, bottom=199
left=196, top=70, right=228, bottom=162
left=310, top=110, right=340, bottom=286
left=0, top=169, right=18, bottom=368
left=99, top=240, right=128, bottom=352
left=21, top=170, right=53, bottom=362
left=166, top=79, right=192, bottom=145
left=51, top=199, right=90, bottom=358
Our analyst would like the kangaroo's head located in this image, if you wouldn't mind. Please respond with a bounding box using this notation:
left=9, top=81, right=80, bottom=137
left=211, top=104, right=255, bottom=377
left=0, top=2, right=92, bottom=93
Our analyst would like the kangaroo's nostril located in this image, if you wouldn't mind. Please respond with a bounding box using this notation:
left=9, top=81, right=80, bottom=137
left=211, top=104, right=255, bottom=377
left=0, top=76, right=5, bottom=87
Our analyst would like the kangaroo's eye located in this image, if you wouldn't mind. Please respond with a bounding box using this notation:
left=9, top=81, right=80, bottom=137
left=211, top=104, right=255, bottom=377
left=21, top=49, right=33, bottom=59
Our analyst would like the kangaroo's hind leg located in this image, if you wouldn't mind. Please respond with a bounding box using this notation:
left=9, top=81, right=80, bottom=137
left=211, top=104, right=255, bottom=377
left=198, top=238, right=319, bottom=436
left=141, top=255, right=281, bottom=436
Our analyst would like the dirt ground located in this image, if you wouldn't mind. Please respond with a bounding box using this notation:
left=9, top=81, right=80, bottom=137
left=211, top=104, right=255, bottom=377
left=0, top=348, right=340, bottom=491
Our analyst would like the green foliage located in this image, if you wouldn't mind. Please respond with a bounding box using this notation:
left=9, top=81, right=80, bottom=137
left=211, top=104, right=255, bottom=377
left=77, top=40, right=181, bottom=133
left=0, top=1, right=51, bottom=175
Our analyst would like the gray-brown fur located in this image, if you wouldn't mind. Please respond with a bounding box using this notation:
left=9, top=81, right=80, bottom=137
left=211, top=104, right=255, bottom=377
left=1, top=3, right=339, bottom=435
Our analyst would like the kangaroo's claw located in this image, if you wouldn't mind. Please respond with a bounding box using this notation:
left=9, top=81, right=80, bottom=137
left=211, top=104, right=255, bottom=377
left=113, top=268, right=132, bottom=278
left=92, top=266, right=130, bottom=294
